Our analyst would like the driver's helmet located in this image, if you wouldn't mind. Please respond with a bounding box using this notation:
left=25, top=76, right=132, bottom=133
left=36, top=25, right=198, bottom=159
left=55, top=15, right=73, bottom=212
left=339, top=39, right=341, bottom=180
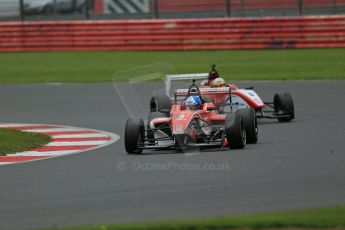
left=209, top=70, right=219, bottom=80
left=211, top=77, right=226, bottom=87
left=184, top=95, right=202, bottom=109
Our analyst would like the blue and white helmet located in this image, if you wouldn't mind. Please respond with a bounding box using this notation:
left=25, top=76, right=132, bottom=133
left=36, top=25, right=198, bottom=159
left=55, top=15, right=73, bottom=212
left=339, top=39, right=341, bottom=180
left=184, top=96, right=202, bottom=109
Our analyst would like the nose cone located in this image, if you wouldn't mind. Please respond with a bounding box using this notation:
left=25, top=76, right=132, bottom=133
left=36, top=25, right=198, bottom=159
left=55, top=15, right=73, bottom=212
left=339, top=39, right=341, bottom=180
left=171, top=110, right=195, bottom=135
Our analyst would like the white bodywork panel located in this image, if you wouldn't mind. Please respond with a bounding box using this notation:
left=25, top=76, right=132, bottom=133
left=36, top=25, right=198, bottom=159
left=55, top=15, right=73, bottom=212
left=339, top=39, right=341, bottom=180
left=238, top=89, right=264, bottom=106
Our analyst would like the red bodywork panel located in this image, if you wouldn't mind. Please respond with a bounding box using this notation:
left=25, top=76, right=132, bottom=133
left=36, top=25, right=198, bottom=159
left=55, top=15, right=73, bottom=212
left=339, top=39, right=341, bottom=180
left=152, top=103, right=225, bottom=137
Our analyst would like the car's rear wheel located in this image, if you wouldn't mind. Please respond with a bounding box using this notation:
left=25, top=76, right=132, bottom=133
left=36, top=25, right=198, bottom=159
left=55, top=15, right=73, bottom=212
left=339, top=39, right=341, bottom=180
left=274, top=92, right=295, bottom=122
left=225, top=111, right=246, bottom=149
left=239, top=108, right=258, bottom=144
left=124, top=118, right=144, bottom=154
left=150, top=93, right=171, bottom=116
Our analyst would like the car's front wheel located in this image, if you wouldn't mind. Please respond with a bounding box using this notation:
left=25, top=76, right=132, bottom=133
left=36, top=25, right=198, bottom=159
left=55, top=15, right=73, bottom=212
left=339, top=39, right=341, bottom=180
left=225, top=111, right=246, bottom=149
left=274, top=92, right=295, bottom=122
left=124, top=118, right=144, bottom=154
left=239, top=108, right=258, bottom=144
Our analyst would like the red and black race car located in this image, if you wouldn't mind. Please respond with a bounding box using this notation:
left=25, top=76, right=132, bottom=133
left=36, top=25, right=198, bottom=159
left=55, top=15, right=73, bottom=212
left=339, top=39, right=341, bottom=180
left=124, top=67, right=294, bottom=154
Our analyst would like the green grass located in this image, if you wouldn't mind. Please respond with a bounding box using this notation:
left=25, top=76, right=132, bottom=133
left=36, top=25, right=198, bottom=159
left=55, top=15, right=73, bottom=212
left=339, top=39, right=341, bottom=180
left=0, top=128, right=51, bottom=156
left=50, top=205, right=345, bottom=230
left=0, top=49, right=344, bottom=83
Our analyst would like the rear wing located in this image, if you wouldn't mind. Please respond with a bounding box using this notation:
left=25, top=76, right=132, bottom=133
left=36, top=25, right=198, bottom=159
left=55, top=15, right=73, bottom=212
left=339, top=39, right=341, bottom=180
left=165, top=73, right=209, bottom=97
left=175, top=87, right=230, bottom=95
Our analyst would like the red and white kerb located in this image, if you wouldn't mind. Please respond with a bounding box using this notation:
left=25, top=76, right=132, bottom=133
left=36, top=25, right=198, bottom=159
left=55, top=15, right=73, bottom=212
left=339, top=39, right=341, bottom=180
left=0, top=124, right=119, bottom=165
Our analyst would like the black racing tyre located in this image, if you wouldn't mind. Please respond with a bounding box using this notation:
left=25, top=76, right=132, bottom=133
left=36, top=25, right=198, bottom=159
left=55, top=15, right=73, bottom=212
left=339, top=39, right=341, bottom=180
left=238, top=108, right=258, bottom=144
left=124, top=118, right=144, bottom=154
left=274, top=92, right=295, bottom=122
left=225, top=111, right=246, bottom=149
left=150, top=93, right=171, bottom=116
left=147, top=112, right=167, bottom=144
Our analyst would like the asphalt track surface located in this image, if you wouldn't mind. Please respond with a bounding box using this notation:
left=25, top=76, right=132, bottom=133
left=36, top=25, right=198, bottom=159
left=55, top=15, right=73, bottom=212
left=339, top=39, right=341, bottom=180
left=0, top=81, right=344, bottom=230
